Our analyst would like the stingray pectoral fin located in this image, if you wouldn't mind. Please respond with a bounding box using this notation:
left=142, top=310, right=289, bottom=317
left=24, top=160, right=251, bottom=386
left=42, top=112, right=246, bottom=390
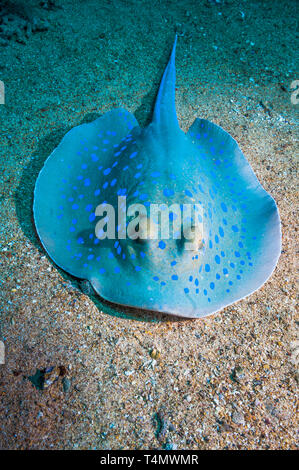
left=185, top=118, right=281, bottom=312
left=33, top=108, right=139, bottom=279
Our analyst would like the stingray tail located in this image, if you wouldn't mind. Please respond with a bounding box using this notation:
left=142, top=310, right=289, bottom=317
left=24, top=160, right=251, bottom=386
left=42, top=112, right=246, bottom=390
left=152, top=35, right=180, bottom=132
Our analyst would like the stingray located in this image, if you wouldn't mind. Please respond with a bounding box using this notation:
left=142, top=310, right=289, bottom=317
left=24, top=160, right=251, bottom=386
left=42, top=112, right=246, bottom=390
left=33, top=37, right=281, bottom=318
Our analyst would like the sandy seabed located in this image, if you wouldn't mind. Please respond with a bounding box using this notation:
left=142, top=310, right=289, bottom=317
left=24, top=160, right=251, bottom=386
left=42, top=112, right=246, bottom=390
left=0, top=0, right=298, bottom=450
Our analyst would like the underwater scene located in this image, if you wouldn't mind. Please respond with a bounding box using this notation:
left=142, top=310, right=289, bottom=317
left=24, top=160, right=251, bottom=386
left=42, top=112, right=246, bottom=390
left=0, top=0, right=298, bottom=451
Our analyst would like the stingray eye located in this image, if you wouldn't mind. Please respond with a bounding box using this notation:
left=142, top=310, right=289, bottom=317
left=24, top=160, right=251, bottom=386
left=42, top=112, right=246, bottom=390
left=180, top=221, right=204, bottom=252
left=127, top=213, right=150, bottom=242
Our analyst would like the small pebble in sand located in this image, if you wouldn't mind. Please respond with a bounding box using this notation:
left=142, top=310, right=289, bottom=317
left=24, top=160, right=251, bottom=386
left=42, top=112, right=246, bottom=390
left=231, top=365, right=244, bottom=382
left=164, top=442, right=178, bottom=450
left=231, top=410, right=245, bottom=426
left=155, top=409, right=168, bottom=441
left=150, top=348, right=160, bottom=360
left=43, top=366, right=60, bottom=388
left=62, top=377, right=71, bottom=393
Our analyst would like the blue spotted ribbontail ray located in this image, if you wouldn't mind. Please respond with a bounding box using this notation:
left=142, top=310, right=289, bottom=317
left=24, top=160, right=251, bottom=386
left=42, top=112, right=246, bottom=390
left=33, top=36, right=281, bottom=318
